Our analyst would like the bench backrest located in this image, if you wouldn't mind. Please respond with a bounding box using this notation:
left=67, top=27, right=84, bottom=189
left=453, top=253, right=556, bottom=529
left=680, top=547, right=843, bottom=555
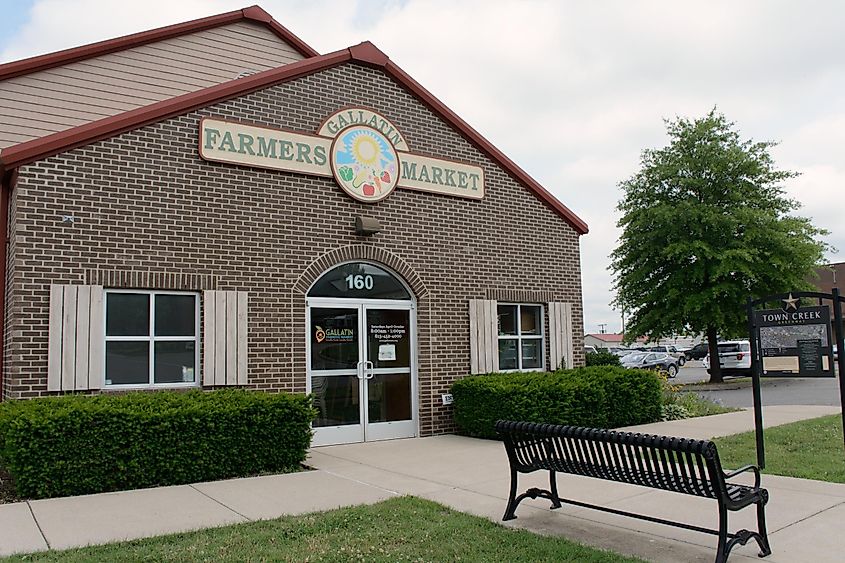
left=495, top=420, right=728, bottom=500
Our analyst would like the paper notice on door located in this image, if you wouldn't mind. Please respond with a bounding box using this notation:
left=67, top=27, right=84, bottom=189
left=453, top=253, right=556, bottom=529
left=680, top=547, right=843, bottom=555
left=378, top=344, right=396, bottom=361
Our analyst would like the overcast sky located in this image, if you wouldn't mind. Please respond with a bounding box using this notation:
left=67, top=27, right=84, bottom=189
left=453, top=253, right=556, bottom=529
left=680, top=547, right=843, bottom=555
left=1, top=0, right=843, bottom=334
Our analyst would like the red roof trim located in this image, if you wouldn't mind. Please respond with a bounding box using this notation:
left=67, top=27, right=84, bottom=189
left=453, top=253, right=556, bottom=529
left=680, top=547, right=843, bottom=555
left=0, top=50, right=349, bottom=169
left=0, top=41, right=588, bottom=235
left=0, top=5, right=318, bottom=81
left=378, top=56, right=588, bottom=234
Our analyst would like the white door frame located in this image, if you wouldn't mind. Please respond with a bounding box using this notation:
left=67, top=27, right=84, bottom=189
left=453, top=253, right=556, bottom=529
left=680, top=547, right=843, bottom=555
left=307, top=296, right=418, bottom=446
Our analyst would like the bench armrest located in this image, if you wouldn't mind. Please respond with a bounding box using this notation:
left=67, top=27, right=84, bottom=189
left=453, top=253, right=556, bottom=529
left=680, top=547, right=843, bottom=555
left=724, top=464, right=761, bottom=488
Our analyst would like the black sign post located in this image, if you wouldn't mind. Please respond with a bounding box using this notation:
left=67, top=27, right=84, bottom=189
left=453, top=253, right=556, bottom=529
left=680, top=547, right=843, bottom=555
left=746, top=296, right=766, bottom=468
left=832, top=288, right=845, bottom=454
left=747, top=289, right=845, bottom=469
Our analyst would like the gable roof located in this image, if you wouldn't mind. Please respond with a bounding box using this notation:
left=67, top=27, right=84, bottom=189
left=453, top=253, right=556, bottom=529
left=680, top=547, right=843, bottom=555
left=0, top=41, right=588, bottom=235
left=0, top=5, right=318, bottom=82
left=585, top=333, right=624, bottom=343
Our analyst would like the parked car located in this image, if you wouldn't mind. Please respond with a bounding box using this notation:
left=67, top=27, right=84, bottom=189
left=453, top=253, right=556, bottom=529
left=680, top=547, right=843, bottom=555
left=649, top=345, right=686, bottom=366
left=702, top=340, right=751, bottom=376
left=620, top=351, right=680, bottom=377
left=684, top=343, right=709, bottom=361
left=585, top=345, right=598, bottom=354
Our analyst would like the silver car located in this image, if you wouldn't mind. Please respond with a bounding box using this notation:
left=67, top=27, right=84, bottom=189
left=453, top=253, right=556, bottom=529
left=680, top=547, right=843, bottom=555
left=620, top=351, right=680, bottom=377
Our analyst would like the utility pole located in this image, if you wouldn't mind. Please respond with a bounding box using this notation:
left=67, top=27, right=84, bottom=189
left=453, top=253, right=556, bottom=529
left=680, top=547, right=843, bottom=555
left=598, top=323, right=607, bottom=334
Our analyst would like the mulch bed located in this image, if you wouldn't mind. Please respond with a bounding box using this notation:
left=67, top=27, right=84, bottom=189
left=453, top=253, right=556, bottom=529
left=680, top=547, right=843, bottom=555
left=0, top=466, right=20, bottom=504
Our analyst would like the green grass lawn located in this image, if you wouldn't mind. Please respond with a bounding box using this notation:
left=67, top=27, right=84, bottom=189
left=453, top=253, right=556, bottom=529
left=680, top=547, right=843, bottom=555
left=4, top=497, right=643, bottom=563
left=714, top=414, right=845, bottom=483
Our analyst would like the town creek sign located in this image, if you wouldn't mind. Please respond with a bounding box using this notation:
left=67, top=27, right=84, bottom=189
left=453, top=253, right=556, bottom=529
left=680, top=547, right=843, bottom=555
left=198, top=108, right=485, bottom=203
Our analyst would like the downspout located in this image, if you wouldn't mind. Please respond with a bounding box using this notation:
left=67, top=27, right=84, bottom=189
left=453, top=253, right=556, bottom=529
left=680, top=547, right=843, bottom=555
left=0, top=168, right=13, bottom=401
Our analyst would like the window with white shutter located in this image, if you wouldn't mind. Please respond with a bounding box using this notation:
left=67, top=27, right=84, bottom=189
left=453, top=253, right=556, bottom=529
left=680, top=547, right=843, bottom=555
left=202, top=290, right=248, bottom=386
left=468, top=299, right=499, bottom=374
left=47, top=285, right=105, bottom=391
left=103, top=290, right=200, bottom=388
left=548, top=302, right=574, bottom=370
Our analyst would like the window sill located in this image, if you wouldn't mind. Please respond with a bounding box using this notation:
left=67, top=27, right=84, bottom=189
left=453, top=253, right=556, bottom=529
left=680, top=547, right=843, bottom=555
left=102, top=382, right=201, bottom=391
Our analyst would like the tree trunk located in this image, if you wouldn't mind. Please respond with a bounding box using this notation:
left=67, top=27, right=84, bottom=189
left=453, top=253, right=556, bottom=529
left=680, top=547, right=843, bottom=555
left=707, top=326, right=723, bottom=383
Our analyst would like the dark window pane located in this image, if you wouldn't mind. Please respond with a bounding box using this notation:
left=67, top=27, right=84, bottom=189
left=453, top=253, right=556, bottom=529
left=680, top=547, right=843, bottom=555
left=106, top=341, right=149, bottom=385
left=312, top=376, right=360, bottom=427
left=521, top=339, right=542, bottom=368
left=368, top=373, right=411, bottom=422
left=520, top=306, right=541, bottom=335
left=498, top=305, right=517, bottom=335
left=155, top=295, right=196, bottom=336
left=106, top=293, right=149, bottom=336
left=367, top=309, right=410, bottom=369
left=311, top=308, right=359, bottom=370
left=154, top=341, right=196, bottom=384
left=308, top=263, right=410, bottom=299
left=498, top=339, right=518, bottom=370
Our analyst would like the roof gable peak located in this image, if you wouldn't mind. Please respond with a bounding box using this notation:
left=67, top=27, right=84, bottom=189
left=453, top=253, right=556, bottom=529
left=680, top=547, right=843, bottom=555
left=0, top=5, right=318, bottom=82
left=0, top=40, right=588, bottom=235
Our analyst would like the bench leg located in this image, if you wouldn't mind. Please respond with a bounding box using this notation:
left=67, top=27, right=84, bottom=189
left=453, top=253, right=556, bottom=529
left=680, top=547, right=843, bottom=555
left=549, top=470, right=562, bottom=510
left=720, top=499, right=772, bottom=561
left=755, top=501, right=772, bottom=557
left=503, top=468, right=520, bottom=521
left=715, top=504, right=729, bottom=563
left=503, top=468, right=560, bottom=521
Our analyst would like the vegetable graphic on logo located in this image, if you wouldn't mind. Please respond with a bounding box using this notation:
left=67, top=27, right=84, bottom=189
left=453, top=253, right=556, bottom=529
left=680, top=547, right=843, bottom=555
left=331, top=125, right=399, bottom=203
left=338, top=167, right=354, bottom=182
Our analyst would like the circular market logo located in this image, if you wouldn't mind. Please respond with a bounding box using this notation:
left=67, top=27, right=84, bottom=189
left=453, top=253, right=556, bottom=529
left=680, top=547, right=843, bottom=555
left=330, top=125, right=399, bottom=203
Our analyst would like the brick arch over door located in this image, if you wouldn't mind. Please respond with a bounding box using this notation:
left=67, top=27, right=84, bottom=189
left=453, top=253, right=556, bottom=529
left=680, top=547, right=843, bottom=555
left=293, top=244, right=429, bottom=299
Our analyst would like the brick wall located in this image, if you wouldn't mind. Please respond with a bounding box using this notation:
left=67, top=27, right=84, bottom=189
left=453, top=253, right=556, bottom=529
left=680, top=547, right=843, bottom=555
left=3, top=62, right=585, bottom=434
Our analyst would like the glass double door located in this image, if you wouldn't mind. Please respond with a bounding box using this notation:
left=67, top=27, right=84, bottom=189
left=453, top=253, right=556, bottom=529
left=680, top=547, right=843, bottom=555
left=308, top=299, right=415, bottom=446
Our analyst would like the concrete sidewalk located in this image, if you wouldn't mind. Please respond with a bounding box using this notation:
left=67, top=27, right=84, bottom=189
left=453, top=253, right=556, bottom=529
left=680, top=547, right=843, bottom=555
left=0, top=405, right=841, bottom=561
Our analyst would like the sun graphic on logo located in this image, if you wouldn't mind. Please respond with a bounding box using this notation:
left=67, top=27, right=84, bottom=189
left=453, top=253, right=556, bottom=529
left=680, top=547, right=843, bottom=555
left=331, top=125, right=399, bottom=203
left=349, top=132, right=381, bottom=167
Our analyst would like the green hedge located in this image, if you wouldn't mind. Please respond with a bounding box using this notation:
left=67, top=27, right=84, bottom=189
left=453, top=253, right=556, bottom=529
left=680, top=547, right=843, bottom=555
left=0, top=389, right=315, bottom=499
left=585, top=350, right=622, bottom=367
left=450, top=367, right=661, bottom=439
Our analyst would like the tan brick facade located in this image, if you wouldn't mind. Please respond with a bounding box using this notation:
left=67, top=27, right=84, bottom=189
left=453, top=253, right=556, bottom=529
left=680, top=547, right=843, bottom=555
left=2, top=62, right=584, bottom=435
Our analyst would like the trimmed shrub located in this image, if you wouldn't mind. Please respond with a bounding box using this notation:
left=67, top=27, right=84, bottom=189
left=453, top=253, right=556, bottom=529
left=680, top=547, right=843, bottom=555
left=451, top=367, right=661, bottom=439
left=585, top=350, right=621, bottom=367
left=0, top=389, right=315, bottom=499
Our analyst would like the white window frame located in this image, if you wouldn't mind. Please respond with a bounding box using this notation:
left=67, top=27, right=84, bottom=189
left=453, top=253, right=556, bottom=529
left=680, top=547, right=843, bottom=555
left=497, top=303, right=545, bottom=372
left=103, top=289, right=201, bottom=389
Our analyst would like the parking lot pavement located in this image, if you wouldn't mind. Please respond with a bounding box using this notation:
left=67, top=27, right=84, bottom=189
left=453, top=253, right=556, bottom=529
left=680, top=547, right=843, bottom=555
left=674, top=362, right=710, bottom=384
left=673, top=362, right=842, bottom=408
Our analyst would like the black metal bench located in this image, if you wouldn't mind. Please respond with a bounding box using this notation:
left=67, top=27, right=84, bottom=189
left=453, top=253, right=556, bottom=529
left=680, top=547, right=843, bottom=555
left=495, top=420, right=771, bottom=563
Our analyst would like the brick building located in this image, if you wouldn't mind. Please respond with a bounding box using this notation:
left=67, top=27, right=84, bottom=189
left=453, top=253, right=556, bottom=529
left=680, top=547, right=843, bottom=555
left=0, top=6, right=587, bottom=445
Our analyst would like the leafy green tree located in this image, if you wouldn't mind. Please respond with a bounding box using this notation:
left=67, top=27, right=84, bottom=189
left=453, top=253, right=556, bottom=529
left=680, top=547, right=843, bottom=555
left=611, top=110, right=829, bottom=382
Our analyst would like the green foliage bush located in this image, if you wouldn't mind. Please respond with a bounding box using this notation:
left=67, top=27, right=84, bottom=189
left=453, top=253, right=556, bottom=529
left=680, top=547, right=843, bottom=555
left=585, top=350, right=622, bottom=367
left=660, top=403, right=691, bottom=421
left=0, top=389, right=315, bottom=499
left=450, top=367, right=662, bottom=439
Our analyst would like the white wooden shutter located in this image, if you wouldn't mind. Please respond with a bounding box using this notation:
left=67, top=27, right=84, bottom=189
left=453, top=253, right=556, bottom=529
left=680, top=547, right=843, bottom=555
left=47, top=285, right=105, bottom=391
left=468, top=299, right=499, bottom=374
left=548, top=302, right=574, bottom=370
left=203, top=290, right=248, bottom=386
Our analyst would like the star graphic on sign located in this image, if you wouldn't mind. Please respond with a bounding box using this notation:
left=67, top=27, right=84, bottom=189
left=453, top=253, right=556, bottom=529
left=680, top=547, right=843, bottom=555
left=782, top=293, right=799, bottom=311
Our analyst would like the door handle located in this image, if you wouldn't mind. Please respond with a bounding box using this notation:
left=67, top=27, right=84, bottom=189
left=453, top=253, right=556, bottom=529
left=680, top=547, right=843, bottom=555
left=364, top=360, right=375, bottom=380
left=356, top=360, right=364, bottom=380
